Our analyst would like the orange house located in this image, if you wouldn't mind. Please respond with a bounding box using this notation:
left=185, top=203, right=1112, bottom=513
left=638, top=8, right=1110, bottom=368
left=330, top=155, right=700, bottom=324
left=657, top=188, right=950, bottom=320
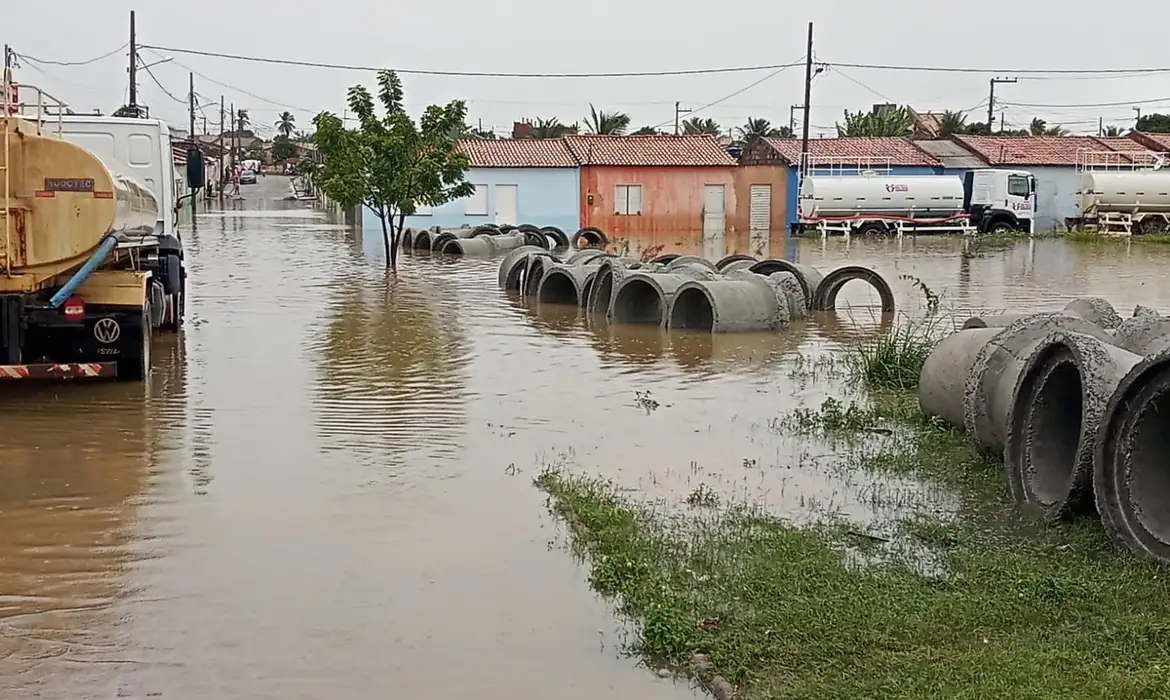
left=564, top=135, right=737, bottom=237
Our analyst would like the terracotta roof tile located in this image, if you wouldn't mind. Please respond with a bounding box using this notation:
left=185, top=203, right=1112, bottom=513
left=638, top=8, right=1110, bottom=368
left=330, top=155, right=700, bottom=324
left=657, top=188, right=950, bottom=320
left=1130, top=131, right=1170, bottom=151
left=563, top=134, right=736, bottom=167
left=951, top=135, right=1158, bottom=166
left=457, top=138, right=577, bottom=168
left=762, top=137, right=940, bottom=167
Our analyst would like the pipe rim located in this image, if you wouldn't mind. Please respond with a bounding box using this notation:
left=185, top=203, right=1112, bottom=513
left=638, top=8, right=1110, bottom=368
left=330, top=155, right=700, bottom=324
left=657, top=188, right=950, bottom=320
left=612, top=274, right=669, bottom=327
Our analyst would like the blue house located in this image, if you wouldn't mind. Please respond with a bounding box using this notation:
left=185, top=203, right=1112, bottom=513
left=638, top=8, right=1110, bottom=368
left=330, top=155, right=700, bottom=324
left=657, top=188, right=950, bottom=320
left=363, top=138, right=581, bottom=234
left=738, top=137, right=943, bottom=229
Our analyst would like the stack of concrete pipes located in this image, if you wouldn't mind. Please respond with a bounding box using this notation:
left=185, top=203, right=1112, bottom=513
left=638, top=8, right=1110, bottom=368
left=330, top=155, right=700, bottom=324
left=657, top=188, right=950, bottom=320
left=496, top=248, right=897, bottom=333
left=919, top=300, right=1170, bottom=564
left=401, top=224, right=611, bottom=256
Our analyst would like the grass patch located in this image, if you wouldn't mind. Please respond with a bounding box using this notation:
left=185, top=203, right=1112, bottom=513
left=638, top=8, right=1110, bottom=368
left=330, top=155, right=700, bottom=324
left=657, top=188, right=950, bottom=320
left=1064, top=230, right=1170, bottom=245
left=847, top=322, right=938, bottom=392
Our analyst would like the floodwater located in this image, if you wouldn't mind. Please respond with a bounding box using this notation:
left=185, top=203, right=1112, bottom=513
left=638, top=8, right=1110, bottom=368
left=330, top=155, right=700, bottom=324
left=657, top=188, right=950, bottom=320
left=3, top=176, right=1170, bottom=699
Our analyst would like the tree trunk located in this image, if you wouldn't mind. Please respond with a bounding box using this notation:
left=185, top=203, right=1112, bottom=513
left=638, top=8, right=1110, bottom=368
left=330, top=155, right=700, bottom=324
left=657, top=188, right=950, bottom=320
left=378, top=208, right=392, bottom=269
left=388, top=210, right=400, bottom=271
left=395, top=212, right=407, bottom=270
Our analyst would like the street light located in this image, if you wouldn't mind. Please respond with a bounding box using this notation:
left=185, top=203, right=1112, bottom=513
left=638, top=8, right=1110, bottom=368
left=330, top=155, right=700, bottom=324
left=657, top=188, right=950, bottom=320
left=135, top=55, right=173, bottom=71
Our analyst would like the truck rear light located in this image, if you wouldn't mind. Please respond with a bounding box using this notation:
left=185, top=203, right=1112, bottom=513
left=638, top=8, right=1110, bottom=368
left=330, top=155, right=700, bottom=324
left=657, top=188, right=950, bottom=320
left=63, top=296, right=85, bottom=320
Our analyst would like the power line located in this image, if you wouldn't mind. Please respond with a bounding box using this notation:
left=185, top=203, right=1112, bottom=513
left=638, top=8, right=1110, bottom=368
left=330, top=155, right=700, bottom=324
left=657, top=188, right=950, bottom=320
left=1001, top=95, right=1170, bottom=109
left=16, top=43, right=128, bottom=67
left=140, top=62, right=185, bottom=104
left=650, top=59, right=803, bottom=130
left=140, top=44, right=806, bottom=78
left=148, top=52, right=317, bottom=113
left=824, top=60, right=1170, bottom=76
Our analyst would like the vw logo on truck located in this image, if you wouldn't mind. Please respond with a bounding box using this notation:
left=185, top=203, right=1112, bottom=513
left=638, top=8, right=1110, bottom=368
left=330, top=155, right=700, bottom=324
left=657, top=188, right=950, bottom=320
left=93, top=318, right=121, bottom=344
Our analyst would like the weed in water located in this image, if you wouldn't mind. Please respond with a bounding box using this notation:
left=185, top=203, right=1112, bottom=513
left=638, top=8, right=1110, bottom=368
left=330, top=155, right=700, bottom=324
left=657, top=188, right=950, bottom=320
left=848, top=321, right=938, bottom=392
left=686, top=483, right=720, bottom=508
left=898, top=273, right=941, bottom=314
left=633, top=390, right=660, bottom=414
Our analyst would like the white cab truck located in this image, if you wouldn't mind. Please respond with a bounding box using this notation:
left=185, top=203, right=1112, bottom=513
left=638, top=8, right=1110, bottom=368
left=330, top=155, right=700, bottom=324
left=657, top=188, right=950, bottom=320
left=796, top=169, right=1037, bottom=236
left=1065, top=151, right=1170, bottom=235
left=1, top=74, right=196, bottom=382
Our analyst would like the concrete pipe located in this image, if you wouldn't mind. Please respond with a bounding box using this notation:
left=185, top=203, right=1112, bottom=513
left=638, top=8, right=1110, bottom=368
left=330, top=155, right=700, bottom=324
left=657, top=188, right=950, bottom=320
left=1063, top=297, right=1122, bottom=330
left=1110, top=315, right=1170, bottom=357
left=719, top=259, right=757, bottom=274
left=587, top=257, right=639, bottom=317
left=1094, top=347, right=1170, bottom=564
left=649, top=253, right=682, bottom=265
left=963, top=313, right=1115, bottom=454
left=402, top=227, right=416, bottom=249
left=1134, top=304, right=1161, bottom=319
left=524, top=253, right=562, bottom=297
left=763, top=272, right=805, bottom=322
left=961, top=313, right=1033, bottom=330
left=571, top=227, right=608, bottom=249
left=565, top=249, right=607, bottom=266
left=1004, top=330, right=1142, bottom=519
left=667, top=271, right=785, bottom=332
left=715, top=254, right=757, bottom=271
left=665, top=255, right=718, bottom=273
left=412, top=229, right=439, bottom=251
left=611, top=266, right=718, bottom=327
left=431, top=228, right=478, bottom=252
left=811, top=265, right=895, bottom=313
left=537, top=263, right=602, bottom=307
left=441, top=232, right=525, bottom=257
left=918, top=328, right=1004, bottom=430
left=497, top=246, right=546, bottom=292
left=748, top=259, right=824, bottom=311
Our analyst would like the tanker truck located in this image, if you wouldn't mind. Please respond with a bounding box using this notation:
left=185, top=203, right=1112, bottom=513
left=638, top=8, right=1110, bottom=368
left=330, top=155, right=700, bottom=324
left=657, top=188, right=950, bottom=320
left=796, top=168, right=1036, bottom=236
left=1065, top=169, right=1170, bottom=235
left=0, top=94, right=188, bottom=382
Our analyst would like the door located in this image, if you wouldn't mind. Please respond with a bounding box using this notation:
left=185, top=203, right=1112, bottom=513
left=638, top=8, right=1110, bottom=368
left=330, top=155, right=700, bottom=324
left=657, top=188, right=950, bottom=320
left=749, top=184, right=771, bottom=233
left=494, top=184, right=518, bottom=225
left=703, top=184, right=725, bottom=237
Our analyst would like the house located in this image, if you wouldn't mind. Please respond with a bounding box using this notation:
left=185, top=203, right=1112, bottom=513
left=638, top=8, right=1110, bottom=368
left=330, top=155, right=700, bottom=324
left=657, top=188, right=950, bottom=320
left=395, top=138, right=580, bottom=234
left=738, top=137, right=941, bottom=230
left=950, top=135, right=1160, bottom=231
left=564, top=134, right=737, bottom=237
left=912, top=139, right=989, bottom=175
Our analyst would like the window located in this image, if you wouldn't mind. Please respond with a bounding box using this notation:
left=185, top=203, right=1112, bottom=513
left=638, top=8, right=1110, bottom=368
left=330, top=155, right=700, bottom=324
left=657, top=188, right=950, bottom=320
left=614, top=184, right=642, bottom=215
left=1007, top=174, right=1030, bottom=197
left=465, top=184, right=488, bottom=215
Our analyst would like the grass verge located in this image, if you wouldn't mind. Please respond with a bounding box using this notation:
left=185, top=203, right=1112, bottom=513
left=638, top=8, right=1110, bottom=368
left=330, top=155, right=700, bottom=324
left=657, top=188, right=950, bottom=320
left=538, top=325, right=1170, bottom=699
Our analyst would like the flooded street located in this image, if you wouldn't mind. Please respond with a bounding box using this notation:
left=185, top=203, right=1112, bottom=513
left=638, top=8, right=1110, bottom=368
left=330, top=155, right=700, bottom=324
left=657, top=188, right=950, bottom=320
left=3, top=175, right=1170, bottom=699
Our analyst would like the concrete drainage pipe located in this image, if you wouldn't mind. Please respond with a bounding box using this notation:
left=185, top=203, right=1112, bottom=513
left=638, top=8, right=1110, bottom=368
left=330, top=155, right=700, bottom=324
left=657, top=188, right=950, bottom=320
left=431, top=229, right=477, bottom=252
left=1094, top=348, right=1170, bottom=564
left=748, top=259, right=824, bottom=311
left=811, top=265, right=895, bottom=313
left=586, top=258, right=641, bottom=318
left=537, top=264, right=602, bottom=307
left=667, top=271, right=788, bottom=332
left=497, top=247, right=546, bottom=292
left=715, top=254, right=757, bottom=271
left=611, top=265, right=718, bottom=327
left=1063, top=297, right=1123, bottom=330
left=441, top=232, right=526, bottom=257
left=523, top=254, right=560, bottom=297
left=1110, top=315, right=1170, bottom=356
left=1004, top=330, right=1142, bottom=519
left=665, top=255, right=719, bottom=273
left=918, top=327, right=1004, bottom=430
left=962, top=312, right=1115, bottom=454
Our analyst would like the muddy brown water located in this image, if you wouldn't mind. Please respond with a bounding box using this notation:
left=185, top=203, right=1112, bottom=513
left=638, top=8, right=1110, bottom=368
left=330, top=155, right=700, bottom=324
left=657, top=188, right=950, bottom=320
left=4, top=178, right=1170, bottom=698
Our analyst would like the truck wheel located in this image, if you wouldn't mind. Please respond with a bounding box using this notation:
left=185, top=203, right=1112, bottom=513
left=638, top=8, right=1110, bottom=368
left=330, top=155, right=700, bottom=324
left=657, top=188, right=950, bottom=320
left=856, top=222, right=888, bottom=236
left=988, top=221, right=1014, bottom=235
left=115, top=308, right=152, bottom=382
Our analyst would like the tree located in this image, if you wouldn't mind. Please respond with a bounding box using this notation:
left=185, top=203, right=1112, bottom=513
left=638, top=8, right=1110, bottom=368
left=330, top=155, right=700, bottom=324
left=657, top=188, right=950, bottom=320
left=735, top=117, right=790, bottom=147
left=312, top=70, right=474, bottom=270
left=682, top=117, right=721, bottom=135
left=1136, top=113, right=1170, bottom=133
left=275, top=111, right=296, bottom=138
left=632, top=125, right=663, bottom=135
left=236, top=108, right=250, bottom=133
left=292, top=129, right=314, bottom=143
left=836, top=105, right=914, bottom=137
left=937, top=111, right=968, bottom=138
left=584, top=104, right=630, bottom=135
left=1103, top=125, right=1124, bottom=137
left=529, top=117, right=576, bottom=139
left=1029, top=117, right=1066, bottom=136
left=271, top=135, right=298, bottom=161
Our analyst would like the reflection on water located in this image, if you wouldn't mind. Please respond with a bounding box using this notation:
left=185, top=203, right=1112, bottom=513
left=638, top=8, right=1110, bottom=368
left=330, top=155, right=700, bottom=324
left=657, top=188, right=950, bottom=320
left=8, top=184, right=1170, bottom=700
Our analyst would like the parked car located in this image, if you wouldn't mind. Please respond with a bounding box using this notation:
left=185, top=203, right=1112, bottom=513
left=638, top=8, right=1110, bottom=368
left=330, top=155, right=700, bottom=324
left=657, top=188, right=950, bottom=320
left=239, top=169, right=257, bottom=185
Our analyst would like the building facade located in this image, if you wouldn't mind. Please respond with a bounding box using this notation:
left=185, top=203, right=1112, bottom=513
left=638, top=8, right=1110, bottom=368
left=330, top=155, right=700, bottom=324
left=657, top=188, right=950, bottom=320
left=564, top=135, right=738, bottom=238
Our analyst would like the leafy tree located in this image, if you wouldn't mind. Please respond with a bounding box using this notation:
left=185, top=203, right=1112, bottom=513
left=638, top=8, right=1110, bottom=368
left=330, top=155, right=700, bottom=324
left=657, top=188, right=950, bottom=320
left=836, top=105, right=914, bottom=137
left=292, top=129, right=315, bottom=143
left=632, top=125, right=663, bottom=135
left=275, top=111, right=296, bottom=138
left=1136, top=113, right=1170, bottom=133
left=271, top=135, right=298, bottom=161
left=312, top=70, right=474, bottom=270
left=961, top=121, right=992, bottom=136
left=585, top=104, right=630, bottom=135
left=682, top=117, right=721, bottom=135
left=1029, top=117, right=1065, bottom=136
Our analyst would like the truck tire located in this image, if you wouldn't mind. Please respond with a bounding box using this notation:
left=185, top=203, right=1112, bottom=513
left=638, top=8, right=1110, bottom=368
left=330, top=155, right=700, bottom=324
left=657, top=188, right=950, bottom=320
left=856, top=222, right=889, bottom=236
left=115, top=308, right=152, bottom=382
left=987, top=220, right=1014, bottom=235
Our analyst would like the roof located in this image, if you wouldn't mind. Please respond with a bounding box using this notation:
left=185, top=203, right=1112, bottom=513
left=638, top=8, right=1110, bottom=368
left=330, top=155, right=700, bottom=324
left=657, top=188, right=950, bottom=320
left=951, top=135, right=1155, bottom=166
left=762, top=137, right=941, bottom=167
left=908, top=108, right=946, bottom=138
left=912, top=139, right=989, bottom=168
left=1129, top=131, right=1170, bottom=152
left=563, top=134, right=736, bottom=167
left=457, top=138, right=577, bottom=168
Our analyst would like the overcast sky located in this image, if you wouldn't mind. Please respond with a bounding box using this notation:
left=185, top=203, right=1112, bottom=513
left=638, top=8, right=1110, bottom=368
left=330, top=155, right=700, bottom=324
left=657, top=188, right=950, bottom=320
left=7, top=1, right=1170, bottom=139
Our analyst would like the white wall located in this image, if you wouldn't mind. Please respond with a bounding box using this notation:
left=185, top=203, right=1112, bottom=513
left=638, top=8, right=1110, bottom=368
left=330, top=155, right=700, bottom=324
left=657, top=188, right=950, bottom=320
left=1031, top=166, right=1080, bottom=232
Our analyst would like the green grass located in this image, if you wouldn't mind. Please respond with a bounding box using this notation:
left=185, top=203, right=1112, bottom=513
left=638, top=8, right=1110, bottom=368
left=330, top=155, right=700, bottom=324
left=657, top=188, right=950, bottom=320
left=847, top=321, right=938, bottom=392
left=537, top=329, right=1170, bottom=699
left=1064, top=229, right=1170, bottom=245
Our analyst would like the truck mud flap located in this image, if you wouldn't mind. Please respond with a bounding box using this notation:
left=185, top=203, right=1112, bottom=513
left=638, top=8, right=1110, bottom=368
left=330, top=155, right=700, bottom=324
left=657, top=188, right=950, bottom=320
left=0, top=362, right=117, bottom=380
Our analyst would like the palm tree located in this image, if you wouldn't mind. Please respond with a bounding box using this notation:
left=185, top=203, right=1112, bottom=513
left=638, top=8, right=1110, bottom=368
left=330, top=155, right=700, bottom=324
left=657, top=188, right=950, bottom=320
left=736, top=117, right=790, bottom=144
left=584, top=104, right=630, bottom=135
left=530, top=117, right=574, bottom=139
left=632, top=126, right=663, bottom=135
left=275, top=111, right=296, bottom=138
left=682, top=117, right=721, bottom=135
left=1029, top=117, right=1066, bottom=136
left=292, top=129, right=314, bottom=143
left=937, top=111, right=968, bottom=138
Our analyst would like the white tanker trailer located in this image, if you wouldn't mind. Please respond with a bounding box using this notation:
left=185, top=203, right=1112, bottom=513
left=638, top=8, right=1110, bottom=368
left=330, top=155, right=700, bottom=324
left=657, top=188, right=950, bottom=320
left=1065, top=170, right=1170, bottom=235
left=796, top=168, right=1036, bottom=236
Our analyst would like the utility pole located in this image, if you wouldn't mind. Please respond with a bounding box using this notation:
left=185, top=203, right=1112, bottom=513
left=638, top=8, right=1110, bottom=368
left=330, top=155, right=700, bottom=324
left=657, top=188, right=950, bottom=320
left=790, top=104, right=805, bottom=134
left=188, top=73, right=195, bottom=144
left=230, top=101, right=236, bottom=168
left=1098, top=116, right=1104, bottom=137
left=987, top=77, right=1016, bottom=132
left=218, top=96, right=225, bottom=199
left=128, top=10, right=138, bottom=111
left=799, top=22, right=814, bottom=177
left=674, top=101, right=692, bottom=135
left=1134, top=106, right=1143, bottom=128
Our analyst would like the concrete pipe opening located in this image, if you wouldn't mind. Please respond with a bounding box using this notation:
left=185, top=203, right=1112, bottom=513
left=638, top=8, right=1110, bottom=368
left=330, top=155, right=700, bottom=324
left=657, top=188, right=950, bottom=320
left=538, top=269, right=581, bottom=306
left=440, top=238, right=465, bottom=256
left=1126, top=370, right=1170, bottom=544
left=589, top=264, right=620, bottom=316
left=811, top=265, right=895, bottom=313
left=1007, top=347, right=1084, bottom=509
left=412, top=231, right=434, bottom=250
left=612, top=278, right=666, bottom=326
left=524, top=256, right=554, bottom=297
left=669, top=286, right=715, bottom=331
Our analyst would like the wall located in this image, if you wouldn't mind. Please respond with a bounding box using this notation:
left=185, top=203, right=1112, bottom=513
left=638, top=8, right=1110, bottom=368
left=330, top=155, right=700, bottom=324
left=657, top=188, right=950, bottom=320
left=785, top=165, right=944, bottom=228
left=1030, top=166, right=1079, bottom=232
left=362, top=167, right=580, bottom=234
left=580, top=166, right=736, bottom=236
left=730, top=165, right=788, bottom=233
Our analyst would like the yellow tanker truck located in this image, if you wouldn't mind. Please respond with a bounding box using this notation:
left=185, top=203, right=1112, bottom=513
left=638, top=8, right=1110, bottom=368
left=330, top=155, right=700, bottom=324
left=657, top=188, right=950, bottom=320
left=1, top=75, right=189, bottom=382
